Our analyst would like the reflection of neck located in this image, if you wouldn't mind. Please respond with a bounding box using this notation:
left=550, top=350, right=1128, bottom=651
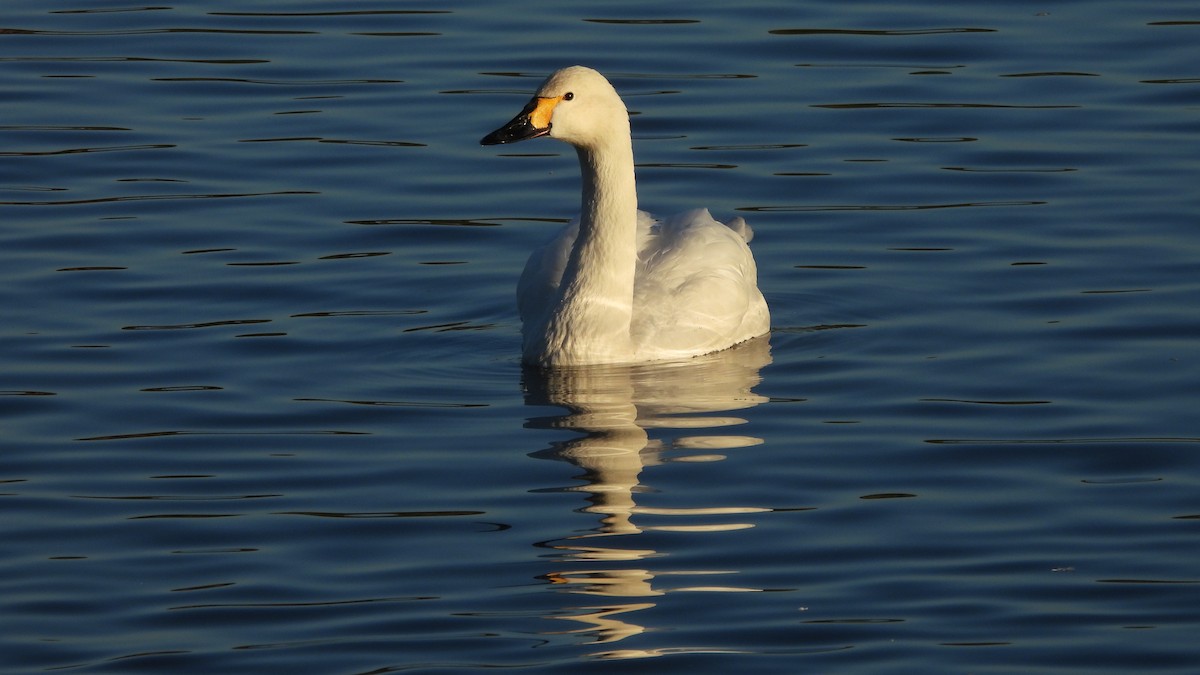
left=562, top=424, right=647, bottom=536
left=540, top=135, right=638, bottom=365
left=542, top=362, right=645, bottom=535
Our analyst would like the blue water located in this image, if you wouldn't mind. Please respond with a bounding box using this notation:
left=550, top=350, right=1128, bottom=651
left=3, top=1, right=1199, bottom=673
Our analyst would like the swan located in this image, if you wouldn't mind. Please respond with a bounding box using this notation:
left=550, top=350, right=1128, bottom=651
left=481, top=66, right=770, bottom=366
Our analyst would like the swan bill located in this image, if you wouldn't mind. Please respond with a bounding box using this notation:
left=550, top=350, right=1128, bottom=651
left=480, top=97, right=557, bottom=145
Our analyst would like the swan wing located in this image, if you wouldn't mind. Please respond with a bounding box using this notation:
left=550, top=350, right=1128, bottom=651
left=518, top=209, right=768, bottom=362
left=631, top=209, right=769, bottom=360
left=517, top=219, right=578, bottom=324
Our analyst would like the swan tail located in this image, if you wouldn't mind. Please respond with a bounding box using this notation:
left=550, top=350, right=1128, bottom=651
left=723, top=215, right=753, bottom=243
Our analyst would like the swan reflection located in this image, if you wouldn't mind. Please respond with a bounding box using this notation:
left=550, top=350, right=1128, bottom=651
left=522, top=337, right=772, bottom=652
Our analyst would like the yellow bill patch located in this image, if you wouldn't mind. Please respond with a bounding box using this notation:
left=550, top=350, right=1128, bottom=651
left=529, top=96, right=560, bottom=130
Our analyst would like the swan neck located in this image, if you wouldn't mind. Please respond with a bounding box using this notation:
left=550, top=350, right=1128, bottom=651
left=530, top=133, right=637, bottom=365
left=570, top=135, right=637, bottom=303
left=577, top=136, right=636, bottom=233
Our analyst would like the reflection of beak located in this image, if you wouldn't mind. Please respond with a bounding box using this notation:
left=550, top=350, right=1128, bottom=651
left=480, top=96, right=559, bottom=145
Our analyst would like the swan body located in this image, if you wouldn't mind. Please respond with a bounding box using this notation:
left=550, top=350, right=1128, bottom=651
left=481, top=66, right=769, bottom=366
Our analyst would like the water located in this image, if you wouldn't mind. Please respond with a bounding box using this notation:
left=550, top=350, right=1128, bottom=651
left=3, top=1, right=1198, bottom=672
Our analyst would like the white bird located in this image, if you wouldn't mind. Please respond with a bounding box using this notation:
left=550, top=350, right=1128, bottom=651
left=481, top=66, right=769, bottom=367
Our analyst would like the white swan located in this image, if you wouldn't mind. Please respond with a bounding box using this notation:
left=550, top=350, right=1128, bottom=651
left=481, top=66, right=770, bottom=367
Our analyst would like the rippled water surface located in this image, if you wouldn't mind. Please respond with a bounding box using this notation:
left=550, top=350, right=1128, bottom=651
left=3, top=1, right=1199, bottom=673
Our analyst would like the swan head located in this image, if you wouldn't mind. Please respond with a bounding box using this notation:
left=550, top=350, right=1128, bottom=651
left=480, top=66, right=629, bottom=150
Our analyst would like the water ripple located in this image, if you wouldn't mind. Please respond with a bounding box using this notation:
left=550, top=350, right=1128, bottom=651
left=812, top=102, right=1079, bottom=109
left=738, top=200, right=1047, bottom=212
left=75, top=430, right=369, bottom=442
left=274, top=510, right=486, bottom=519
left=1, top=143, right=174, bottom=157
left=122, top=319, right=272, bottom=331
left=2, top=27, right=318, bottom=36
left=771, top=27, right=996, bottom=36
left=2, top=191, right=316, bottom=206
left=153, top=77, right=403, bottom=85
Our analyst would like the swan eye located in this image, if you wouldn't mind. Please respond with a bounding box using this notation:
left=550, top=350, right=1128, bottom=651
left=563, top=92, right=574, bottom=101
